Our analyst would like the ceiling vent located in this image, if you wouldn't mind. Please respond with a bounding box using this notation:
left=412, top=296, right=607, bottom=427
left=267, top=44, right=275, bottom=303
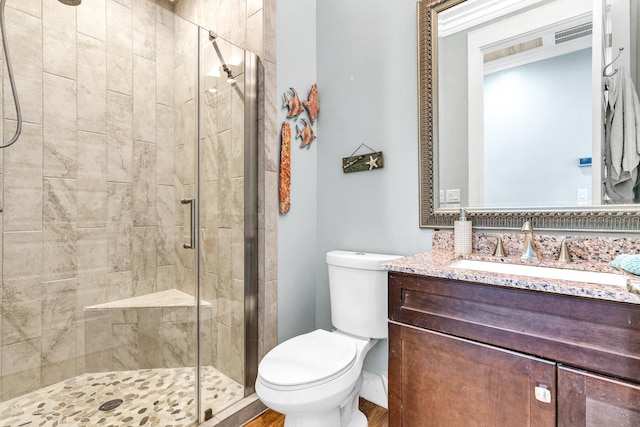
left=555, top=22, right=592, bottom=45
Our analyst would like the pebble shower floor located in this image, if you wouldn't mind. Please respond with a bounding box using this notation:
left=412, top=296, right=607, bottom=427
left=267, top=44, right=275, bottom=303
left=0, top=366, right=242, bottom=426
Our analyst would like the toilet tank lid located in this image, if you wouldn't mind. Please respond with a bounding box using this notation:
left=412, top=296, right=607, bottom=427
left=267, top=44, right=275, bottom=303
left=326, top=251, right=403, bottom=270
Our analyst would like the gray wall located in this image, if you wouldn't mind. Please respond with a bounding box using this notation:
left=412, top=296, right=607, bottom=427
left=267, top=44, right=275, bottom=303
left=438, top=31, right=469, bottom=207
left=316, top=0, right=432, bottom=375
left=276, top=0, right=318, bottom=343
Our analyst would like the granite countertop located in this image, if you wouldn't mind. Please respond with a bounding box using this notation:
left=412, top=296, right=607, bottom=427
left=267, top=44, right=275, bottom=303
left=384, top=249, right=640, bottom=305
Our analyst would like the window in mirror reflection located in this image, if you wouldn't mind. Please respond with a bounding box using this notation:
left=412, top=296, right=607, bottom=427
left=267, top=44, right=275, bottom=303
left=483, top=48, right=592, bottom=208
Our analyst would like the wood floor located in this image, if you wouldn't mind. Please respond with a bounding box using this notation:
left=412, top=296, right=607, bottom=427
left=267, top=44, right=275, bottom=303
left=243, top=398, right=388, bottom=427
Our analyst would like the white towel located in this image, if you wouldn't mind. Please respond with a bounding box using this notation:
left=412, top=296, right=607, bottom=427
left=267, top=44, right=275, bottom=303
left=604, top=67, right=640, bottom=203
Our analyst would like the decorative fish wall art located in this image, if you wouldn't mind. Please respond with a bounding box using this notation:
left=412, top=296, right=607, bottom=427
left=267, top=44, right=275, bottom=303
left=283, top=87, right=304, bottom=118
left=303, top=83, right=319, bottom=125
left=296, top=117, right=316, bottom=149
left=279, top=122, right=292, bottom=214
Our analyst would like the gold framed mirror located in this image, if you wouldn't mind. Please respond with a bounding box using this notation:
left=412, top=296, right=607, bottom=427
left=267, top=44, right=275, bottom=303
left=418, top=0, right=640, bottom=232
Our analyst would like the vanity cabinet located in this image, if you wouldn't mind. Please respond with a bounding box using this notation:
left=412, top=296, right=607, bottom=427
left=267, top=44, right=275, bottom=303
left=388, top=272, right=640, bottom=427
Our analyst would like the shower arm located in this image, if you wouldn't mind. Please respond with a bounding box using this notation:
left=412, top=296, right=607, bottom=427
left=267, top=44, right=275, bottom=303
left=208, top=31, right=234, bottom=81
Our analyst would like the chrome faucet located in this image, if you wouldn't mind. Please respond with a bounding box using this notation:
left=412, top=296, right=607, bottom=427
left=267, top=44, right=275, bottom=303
left=520, top=221, right=538, bottom=261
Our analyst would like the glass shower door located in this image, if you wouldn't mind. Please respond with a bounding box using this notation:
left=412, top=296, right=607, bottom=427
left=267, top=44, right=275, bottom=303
left=197, top=28, right=258, bottom=422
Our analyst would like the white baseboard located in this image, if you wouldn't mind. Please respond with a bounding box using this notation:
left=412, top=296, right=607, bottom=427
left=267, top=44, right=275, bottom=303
left=360, top=371, right=388, bottom=409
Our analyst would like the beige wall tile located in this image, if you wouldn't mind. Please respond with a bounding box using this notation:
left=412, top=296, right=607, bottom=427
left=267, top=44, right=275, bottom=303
left=41, top=279, right=77, bottom=386
left=2, top=231, right=42, bottom=283
left=2, top=279, right=42, bottom=346
left=107, top=91, right=134, bottom=182
left=84, top=310, right=113, bottom=372
left=156, top=2, right=175, bottom=28
left=132, top=226, right=157, bottom=296
left=229, top=0, right=246, bottom=47
left=107, top=271, right=134, bottom=301
left=263, top=60, right=278, bottom=173
left=43, top=0, right=77, bottom=79
left=246, top=0, right=261, bottom=18
left=246, top=9, right=263, bottom=59
left=43, top=73, right=77, bottom=179
left=114, top=0, right=133, bottom=8
left=77, top=35, right=107, bottom=134
left=156, top=105, right=175, bottom=185
left=107, top=0, right=133, bottom=95
left=216, top=0, right=231, bottom=38
left=156, top=24, right=175, bottom=107
left=78, top=0, right=107, bottom=41
left=112, top=323, right=138, bottom=369
left=133, top=56, right=157, bottom=143
left=1, top=338, right=41, bottom=400
left=156, top=264, right=176, bottom=291
left=231, top=88, right=245, bottom=179
left=3, top=8, right=42, bottom=125
left=138, top=307, right=163, bottom=367
left=5, top=0, right=41, bottom=18
left=3, top=122, right=43, bottom=232
left=77, top=228, right=109, bottom=273
left=133, top=141, right=157, bottom=226
left=133, top=0, right=156, bottom=61
left=43, top=178, right=78, bottom=281
left=157, top=226, right=178, bottom=268
left=78, top=132, right=108, bottom=228
left=161, top=321, right=195, bottom=367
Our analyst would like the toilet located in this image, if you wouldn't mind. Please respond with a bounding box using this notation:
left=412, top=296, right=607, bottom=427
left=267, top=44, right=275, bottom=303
left=255, top=250, right=402, bottom=427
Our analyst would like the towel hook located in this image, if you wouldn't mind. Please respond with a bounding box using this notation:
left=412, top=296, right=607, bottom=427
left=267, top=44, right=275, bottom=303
left=603, top=47, right=624, bottom=77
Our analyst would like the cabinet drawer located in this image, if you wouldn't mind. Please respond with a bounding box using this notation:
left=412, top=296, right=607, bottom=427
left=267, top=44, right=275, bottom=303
left=388, top=272, right=640, bottom=383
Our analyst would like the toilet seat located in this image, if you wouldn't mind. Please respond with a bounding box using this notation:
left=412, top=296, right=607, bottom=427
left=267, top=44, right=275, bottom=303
left=258, top=330, right=357, bottom=390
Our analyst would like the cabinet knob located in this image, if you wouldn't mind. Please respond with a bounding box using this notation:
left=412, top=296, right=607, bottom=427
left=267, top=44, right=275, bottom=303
left=534, top=385, right=552, bottom=403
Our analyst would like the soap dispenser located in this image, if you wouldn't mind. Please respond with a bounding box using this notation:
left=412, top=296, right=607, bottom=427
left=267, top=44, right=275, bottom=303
left=454, top=208, right=472, bottom=255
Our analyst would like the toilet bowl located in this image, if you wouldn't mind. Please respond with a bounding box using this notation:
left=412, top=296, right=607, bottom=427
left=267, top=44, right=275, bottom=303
left=255, top=251, right=403, bottom=427
left=256, top=329, right=375, bottom=427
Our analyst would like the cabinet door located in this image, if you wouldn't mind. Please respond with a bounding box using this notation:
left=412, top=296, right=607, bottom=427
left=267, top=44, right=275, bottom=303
left=389, top=323, right=556, bottom=427
left=558, top=365, right=640, bottom=426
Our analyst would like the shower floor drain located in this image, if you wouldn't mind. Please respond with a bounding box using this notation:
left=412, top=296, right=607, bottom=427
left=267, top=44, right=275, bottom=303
left=99, top=399, right=124, bottom=412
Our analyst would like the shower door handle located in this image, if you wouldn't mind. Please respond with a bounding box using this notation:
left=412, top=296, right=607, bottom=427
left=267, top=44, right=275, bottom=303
left=181, top=198, right=195, bottom=249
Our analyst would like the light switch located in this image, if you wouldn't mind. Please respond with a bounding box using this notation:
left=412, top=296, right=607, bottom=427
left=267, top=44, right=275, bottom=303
left=446, top=189, right=460, bottom=203
left=577, top=189, right=588, bottom=202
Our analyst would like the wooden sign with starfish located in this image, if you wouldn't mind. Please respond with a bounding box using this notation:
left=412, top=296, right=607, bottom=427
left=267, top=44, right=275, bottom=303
left=342, top=149, right=384, bottom=173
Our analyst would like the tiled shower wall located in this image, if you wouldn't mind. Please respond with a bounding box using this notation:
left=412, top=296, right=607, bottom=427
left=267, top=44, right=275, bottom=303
left=0, top=0, right=278, bottom=405
left=0, top=0, right=180, bottom=400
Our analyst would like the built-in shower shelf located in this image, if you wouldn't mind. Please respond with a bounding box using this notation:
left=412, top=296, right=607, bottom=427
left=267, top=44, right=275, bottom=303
left=85, top=289, right=212, bottom=310
left=83, top=289, right=213, bottom=373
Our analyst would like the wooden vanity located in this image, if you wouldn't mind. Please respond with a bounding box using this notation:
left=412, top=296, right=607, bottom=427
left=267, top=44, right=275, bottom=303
left=388, top=271, right=640, bottom=427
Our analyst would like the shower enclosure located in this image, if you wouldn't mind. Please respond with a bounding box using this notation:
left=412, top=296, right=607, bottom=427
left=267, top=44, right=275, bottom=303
left=0, top=1, right=257, bottom=425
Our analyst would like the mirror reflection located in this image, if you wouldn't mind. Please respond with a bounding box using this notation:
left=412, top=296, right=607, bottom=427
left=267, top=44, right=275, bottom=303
left=435, top=0, right=640, bottom=210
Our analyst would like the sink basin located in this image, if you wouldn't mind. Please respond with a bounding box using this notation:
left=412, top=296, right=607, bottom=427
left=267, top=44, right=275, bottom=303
left=448, top=259, right=629, bottom=288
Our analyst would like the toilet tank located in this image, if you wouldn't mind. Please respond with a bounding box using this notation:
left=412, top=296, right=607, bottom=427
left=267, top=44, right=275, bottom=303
left=326, top=251, right=403, bottom=339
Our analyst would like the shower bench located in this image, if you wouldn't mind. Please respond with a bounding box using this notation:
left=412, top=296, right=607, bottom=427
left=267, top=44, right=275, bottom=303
left=83, top=289, right=212, bottom=372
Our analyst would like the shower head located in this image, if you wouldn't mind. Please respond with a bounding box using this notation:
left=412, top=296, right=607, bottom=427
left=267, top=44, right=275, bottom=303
left=58, top=0, right=82, bottom=5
